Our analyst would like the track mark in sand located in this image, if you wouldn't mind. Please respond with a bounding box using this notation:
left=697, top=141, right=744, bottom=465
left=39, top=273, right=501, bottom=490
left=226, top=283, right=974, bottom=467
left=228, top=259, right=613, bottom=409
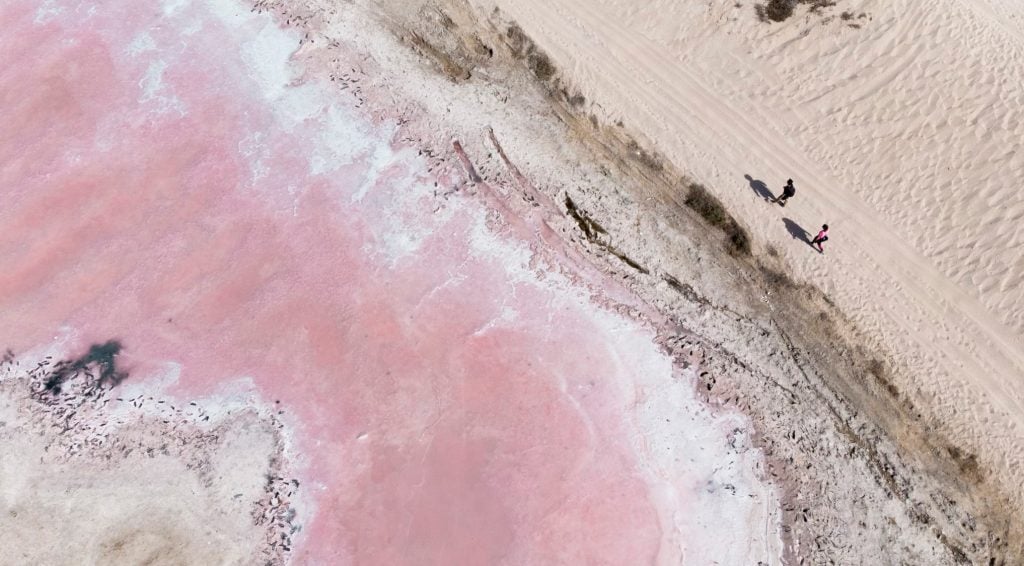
left=493, top=0, right=1024, bottom=404
left=959, top=0, right=1024, bottom=46
left=583, top=0, right=1024, bottom=423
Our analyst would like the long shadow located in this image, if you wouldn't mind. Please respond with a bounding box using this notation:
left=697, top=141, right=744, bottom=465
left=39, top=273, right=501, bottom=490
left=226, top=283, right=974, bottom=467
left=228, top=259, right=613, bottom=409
left=782, top=217, right=815, bottom=249
left=744, top=174, right=774, bottom=200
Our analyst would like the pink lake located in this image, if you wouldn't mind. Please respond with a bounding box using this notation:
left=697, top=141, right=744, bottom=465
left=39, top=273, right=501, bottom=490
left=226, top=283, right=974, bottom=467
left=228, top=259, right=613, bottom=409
left=0, top=1, right=779, bottom=564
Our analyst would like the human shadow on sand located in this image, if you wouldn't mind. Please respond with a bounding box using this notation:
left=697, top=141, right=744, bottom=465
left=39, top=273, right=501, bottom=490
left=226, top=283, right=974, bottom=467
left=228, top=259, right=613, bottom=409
left=744, top=174, right=774, bottom=201
left=782, top=218, right=816, bottom=249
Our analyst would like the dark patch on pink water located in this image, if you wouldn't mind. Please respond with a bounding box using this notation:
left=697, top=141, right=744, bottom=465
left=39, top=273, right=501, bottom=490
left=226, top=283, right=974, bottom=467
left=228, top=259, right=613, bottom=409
left=40, top=340, right=126, bottom=395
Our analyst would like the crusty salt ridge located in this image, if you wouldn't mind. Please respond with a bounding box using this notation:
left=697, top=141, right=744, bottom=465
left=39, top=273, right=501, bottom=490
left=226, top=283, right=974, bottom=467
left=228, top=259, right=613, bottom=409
left=245, top=0, right=1023, bottom=563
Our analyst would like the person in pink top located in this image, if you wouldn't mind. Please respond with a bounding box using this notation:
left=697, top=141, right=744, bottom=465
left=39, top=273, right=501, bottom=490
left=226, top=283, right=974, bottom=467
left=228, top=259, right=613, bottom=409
left=811, top=224, right=829, bottom=253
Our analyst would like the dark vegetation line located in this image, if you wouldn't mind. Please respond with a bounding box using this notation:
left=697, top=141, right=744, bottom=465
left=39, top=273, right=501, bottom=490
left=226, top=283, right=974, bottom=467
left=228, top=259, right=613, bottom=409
left=683, top=184, right=751, bottom=256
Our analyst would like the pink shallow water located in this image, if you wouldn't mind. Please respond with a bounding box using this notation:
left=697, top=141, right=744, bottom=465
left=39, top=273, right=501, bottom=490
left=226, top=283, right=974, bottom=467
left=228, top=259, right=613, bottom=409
left=0, top=2, right=698, bottom=563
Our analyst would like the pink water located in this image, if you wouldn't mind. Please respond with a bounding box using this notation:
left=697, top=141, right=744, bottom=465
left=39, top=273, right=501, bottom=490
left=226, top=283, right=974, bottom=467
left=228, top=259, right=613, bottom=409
left=0, top=1, right=775, bottom=564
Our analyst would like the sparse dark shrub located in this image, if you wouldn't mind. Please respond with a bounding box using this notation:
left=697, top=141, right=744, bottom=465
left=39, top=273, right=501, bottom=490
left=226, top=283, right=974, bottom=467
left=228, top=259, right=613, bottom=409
left=757, top=0, right=836, bottom=22
left=728, top=226, right=751, bottom=255
left=505, top=24, right=527, bottom=56
left=684, top=184, right=751, bottom=255
left=527, top=51, right=555, bottom=81
left=684, top=183, right=729, bottom=226
left=946, top=446, right=982, bottom=481
left=867, top=358, right=900, bottom=398
left=760, top=265, right=797, bottom=290
left=626, top=139, right=663, bottom=172
left=761, top=0, right=794, bottom=22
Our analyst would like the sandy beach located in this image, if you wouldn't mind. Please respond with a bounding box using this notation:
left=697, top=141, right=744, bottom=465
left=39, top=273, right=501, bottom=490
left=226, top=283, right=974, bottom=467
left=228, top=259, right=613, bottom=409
left=472, top=0, right=1024, bottom=462
left=1, top=0, right=1021, bottom=564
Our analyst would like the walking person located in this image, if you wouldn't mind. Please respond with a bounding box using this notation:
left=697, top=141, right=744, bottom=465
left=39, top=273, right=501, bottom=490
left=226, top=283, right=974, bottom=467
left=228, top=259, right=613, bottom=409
left=811, top=224, right=829, bottom=253
left=771, top=179, right=796, bottom=206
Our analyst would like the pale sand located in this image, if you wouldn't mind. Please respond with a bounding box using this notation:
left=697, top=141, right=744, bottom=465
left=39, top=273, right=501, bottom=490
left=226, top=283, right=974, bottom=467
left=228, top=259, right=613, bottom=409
left=464, top=0, right=1024, bottom=497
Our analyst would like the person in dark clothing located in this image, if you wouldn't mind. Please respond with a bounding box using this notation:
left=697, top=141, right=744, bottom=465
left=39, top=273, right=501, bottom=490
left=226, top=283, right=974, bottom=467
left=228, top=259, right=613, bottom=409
left=771, top=179, right=796, bottom=206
